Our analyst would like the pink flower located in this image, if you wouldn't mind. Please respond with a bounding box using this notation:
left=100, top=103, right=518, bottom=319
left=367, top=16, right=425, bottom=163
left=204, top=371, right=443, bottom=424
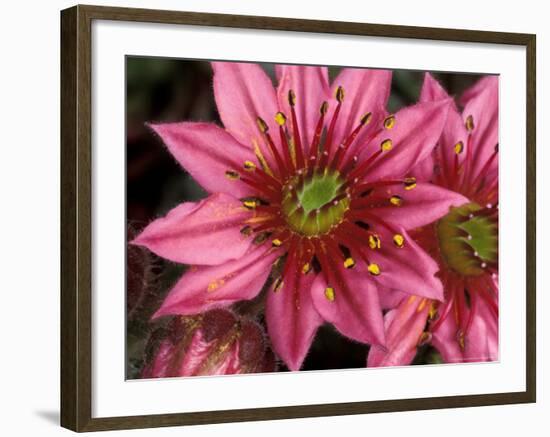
left=142, top=309, right=275, bottom=377
left=133, top=63, right=466, bottom=370
left=368, top=74, right=499, bottom=366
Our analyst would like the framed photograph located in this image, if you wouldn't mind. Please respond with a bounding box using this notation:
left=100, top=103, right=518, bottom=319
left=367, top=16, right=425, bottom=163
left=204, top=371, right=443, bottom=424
left=60, top=4, right=536, bottom=432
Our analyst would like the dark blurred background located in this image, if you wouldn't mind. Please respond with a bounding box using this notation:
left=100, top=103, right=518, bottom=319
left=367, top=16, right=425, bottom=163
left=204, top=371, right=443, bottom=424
left=126, top=57, right=481, bottom=378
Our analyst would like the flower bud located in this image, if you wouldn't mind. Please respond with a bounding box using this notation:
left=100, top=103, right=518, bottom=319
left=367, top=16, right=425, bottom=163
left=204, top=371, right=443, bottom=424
left=142, top=308, right=275, bottom=378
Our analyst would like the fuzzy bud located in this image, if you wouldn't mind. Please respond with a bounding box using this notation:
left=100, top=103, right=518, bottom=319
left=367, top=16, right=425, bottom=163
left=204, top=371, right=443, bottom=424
left=142, top=309, right=275, bottom=378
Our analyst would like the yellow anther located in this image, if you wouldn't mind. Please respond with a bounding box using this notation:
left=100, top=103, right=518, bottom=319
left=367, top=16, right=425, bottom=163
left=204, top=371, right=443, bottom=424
left=243, top=199, right=258, bottom=209
left=288, top=89, right=296, bottom=107
left=343, top=257, right=356, bottom=269
left=320, top=101, right=329, bottom=115
left=243, top=160, right=256, bottom=171
left=428, top=303, right=437, bottom=320
left=393, top=234, right=405, bottom=248
left=302, top=263, right=311, bottom=274
left=256, top=116, right=269, bottom=133
left=404, top=177, right=417, bottom=190
left=273, top=277, right=284, bottom=292
left=384, top=115, right=396, bottom=129
left=454, top=141, right=464, bottom=154
left=361, top=112, right=372, bottom=125
left=336, top=86, right=345, bottom=103
left=275, top=112, right=287, bottom=126
left=368, top=234, right=381, bottom=250
left=457, top=330, right=466, bottom=350
left=225, top=170, right=240, bottom=180
left=240, top=225, right=253, bottom=236
left=368, top=263, right=381, bottom=276
left=381, top=139, right=393, bottom=151
left=325, top=287, right=335, bottom=301
left=465, top=115, right=475, bottom=132
left=390, top=195, right=403, bottom=206
left=272, top=238, right=283, bottom=247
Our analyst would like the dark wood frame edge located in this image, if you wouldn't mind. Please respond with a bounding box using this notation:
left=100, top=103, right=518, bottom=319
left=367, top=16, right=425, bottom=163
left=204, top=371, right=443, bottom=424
left=60, top=4, right=537, bottom=432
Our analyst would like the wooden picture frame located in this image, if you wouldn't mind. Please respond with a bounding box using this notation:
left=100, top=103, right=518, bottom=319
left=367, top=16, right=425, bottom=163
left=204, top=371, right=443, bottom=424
left=61, top=4, right=536, bottom=432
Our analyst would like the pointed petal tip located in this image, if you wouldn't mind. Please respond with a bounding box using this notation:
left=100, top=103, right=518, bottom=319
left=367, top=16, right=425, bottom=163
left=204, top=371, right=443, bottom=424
left=151, top=306, right=169, bottom=321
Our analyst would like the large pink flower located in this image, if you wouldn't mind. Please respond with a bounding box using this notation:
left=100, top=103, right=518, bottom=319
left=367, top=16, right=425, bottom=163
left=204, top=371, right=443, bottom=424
left=368, top=74, right=499, bottom=366
left=133, top=63, right=466, bottom=370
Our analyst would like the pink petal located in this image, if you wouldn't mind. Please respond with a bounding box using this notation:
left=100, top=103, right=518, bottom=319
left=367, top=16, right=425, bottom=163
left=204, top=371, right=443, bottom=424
left=362, top=99, right=452, bottom=183
left=460, top=76, right=499, bottom=180
left=413, top=153, right=436, bottom=182
left=378, top=287, right=408, bottom=310
left=330, top=68, right=392, bottom=158
left=463, top=297, right=499, bottom=362
left=419, top=73, right=470, bottom=184
left=149, top=122, right=254, bottom=197
left=367, top=182, right=469, bottom=230
left=276, top=65, right=331, bottom=151
left=310, top=263, right=385, bottom=346
left=212, top=62, right=280, bottom=168
left=368, top=295, right=431, bottom=367
left=153, top=244, right=280, bottom=318
left=132, top=193, right=252, bottom=266
left=419, top=73, right=454, bottom=103
left=265, top=268, right=323, bottom=371
left=430, top=309, right=464, bottom=363
left=368, top=227, right=444, bottom=301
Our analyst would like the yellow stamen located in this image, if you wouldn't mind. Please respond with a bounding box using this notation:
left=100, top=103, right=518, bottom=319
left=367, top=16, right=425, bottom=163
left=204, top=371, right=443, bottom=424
left=243, top=160, right=256, bottom=171
left=381, top=139, right=393, bottom=151
left=465, top=115, right=475, bottom=132
left=368, top=234, right=381, bottom=250
left=428, top=302, right=437, bottom=320
left=368, top=263, right=381, bottom=276
left=256, top=116, right=269, bottom=133
left=302, top=263, right=311, bottom=274
left=325, top=287, right=335, bottom=301
left=225, top=170, right=240, bottom=180
left=272, top=239, right=282, bottom=247
left=404, top=177, right=417, bottom=190
left=384, top=115, right=396, bottom=129
left=243, top=199, right=258, bottom=209
left=454, top=141, right=464, bottom=155
left=458, top=330, right=466, bottom=350
left=336, top=86, right=345, bottom=103
left=275, top=112, right=287, bottom=126
left=273, top=277, right=284, bottom=292
left=393, top=234, right=405, bottom=248
left=288, top=89, right=296, bottom=106
left=361, top=112, right=372, bottom=125
left=343, top=257, right=356, bottom=269
left=390, top=195, right=403, bottom=206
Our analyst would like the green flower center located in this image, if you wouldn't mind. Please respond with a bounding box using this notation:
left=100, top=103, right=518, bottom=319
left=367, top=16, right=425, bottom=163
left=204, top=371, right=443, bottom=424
left=437, top=202, right=498, bottom=276
left=281, top=170, right=349, bottom=236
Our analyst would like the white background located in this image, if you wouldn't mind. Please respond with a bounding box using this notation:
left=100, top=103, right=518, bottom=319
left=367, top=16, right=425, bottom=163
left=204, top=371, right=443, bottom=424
left=0, top=0, right=546, bottom=435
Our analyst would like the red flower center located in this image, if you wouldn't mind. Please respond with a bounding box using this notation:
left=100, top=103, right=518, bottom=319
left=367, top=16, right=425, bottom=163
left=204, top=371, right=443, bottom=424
left=226, top=87, right=414, bottom=301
